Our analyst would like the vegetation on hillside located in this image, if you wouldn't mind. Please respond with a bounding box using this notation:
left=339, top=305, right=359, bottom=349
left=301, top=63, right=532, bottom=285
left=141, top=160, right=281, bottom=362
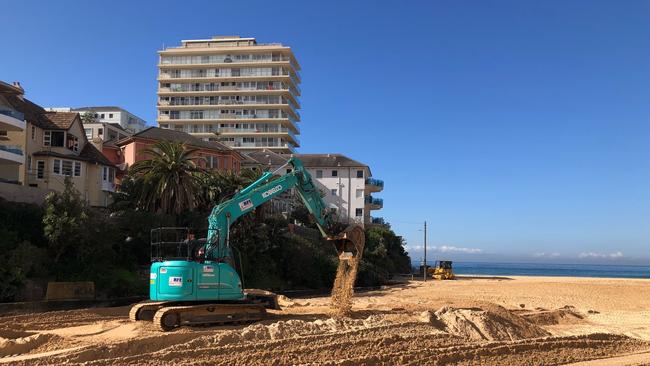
left=0, top=141, right=410, bottom=301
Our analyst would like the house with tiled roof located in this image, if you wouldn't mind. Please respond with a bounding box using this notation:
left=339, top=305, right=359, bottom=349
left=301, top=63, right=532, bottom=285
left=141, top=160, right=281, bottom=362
left=114, top=127, right=243, bottom=173
left=0, top=81, right=116, bottom=206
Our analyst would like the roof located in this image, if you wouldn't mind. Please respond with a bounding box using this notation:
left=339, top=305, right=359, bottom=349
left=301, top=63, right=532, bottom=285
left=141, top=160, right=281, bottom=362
left=0, top=81, right=24, bottom=96
left=244, top=150, right=289, bottom=167
left=79, top=143, right=114, bottom=166
left=41, top=112, right=79, bottom=130
left=3, top=94, right=46, bottom=124
left=117, top=127, right=237, bottom=154
left=293, top=154, right=368, bottom=169
left=32, top=143, right=114, bottom=167
left=73, top=106, right=123, bottom=112
left=102, top=139, right=119, bottom=149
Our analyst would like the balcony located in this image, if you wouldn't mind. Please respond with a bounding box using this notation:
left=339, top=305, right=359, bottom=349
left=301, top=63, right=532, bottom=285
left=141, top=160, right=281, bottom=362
left=0, top=144, right=24, bottom=165
left=158, top=83, right=300, bottom=97
left=0, top=108, right=26, bottom=131
left=364, top=195, right=383, bottom=210
left=370, top=217, right=387, bottom=226
left=365, top=178, right=384, bottom=192
left=220, top=140, right=295, bottom=151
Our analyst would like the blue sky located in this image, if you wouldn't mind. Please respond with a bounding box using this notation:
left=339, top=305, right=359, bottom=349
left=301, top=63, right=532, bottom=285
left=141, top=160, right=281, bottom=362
left=3, top=1, right=650, bottom=264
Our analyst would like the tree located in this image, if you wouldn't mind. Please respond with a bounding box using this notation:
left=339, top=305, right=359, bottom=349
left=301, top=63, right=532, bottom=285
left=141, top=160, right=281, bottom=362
left=80, top=111, right=97, bottom=125
left=43, top=177, right=88, bottom=264
left=129, top=140, right=204, bottom=215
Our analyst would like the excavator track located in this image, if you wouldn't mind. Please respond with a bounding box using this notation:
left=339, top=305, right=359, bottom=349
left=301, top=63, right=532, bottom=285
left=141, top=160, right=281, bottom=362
left=152, top=303, right=267, bottom=331
left=129, top=301, right=169, bottom=322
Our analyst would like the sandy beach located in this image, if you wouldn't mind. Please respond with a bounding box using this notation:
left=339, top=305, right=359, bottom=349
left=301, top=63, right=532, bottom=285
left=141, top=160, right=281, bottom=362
left=1, top=275, right=650, bottom=365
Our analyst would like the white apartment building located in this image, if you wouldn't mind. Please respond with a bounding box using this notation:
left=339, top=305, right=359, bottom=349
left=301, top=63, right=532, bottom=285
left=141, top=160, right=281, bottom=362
left=243, top=151, right=384, bottom=225
left=73, top=106, right=146, bottom=133
left=157, top=36, right=301, bottom=154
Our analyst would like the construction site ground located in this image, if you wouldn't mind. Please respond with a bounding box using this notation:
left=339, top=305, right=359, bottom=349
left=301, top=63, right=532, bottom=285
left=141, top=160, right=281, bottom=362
left=2, top=275, right=650, bottom=365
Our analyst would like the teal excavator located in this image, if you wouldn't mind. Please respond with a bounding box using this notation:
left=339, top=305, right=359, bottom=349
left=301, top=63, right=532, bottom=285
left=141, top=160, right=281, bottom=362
left=130, top=157, right=364, bottom=331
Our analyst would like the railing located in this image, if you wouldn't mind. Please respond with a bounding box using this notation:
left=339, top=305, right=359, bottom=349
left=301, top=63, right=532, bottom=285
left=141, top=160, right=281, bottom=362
left=221, top=141, right=293, bottom=149
left=364, top=195, right=383, bottom=207
left=160, top=69, right=294, bottom=79
left=165, top=99, right=296, bottom=107
left=0, top=144, right=24, bottom=156
left=160, top=55, right=293, bottom=65
left=163, top=113, right=296, bottom=121
left=371, top=217, right=386, bottom=225
left=159, top=84, right=294, bottom=93
left=0, top=108, right=25, bottom=122
left=365, top=178, right=384, bottom=189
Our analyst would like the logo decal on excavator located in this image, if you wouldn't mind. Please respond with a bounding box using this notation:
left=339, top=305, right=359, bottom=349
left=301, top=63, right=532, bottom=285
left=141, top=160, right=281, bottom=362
left=168, top=276, right=183, bottom=287
left=262, top=185, right=283, bottom=198
left=239, top=199, right=253, bottom=212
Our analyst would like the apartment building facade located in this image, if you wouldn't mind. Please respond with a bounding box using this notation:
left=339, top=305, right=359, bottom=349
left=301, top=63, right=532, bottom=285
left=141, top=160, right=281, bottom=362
left=157, top=36, right=301, bottom=154
left=73, top=106, right=147, bottom=133
left=243, top=151, right=384, bottom=226
left=0, top=81, right=27, bottom=183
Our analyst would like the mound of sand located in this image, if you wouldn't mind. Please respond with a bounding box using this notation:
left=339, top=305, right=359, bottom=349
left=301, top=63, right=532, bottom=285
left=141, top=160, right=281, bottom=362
left=0, top=331, right=57, bottom=357
left=522, top=306, right=585, bottom=326
left=207, top=315, right=388, bottom=346
left=428, top=304, right=550, bottom=341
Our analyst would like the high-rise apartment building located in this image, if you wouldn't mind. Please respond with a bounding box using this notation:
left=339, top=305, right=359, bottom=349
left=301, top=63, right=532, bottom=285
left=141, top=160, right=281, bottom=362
left=157, top=36, right=301, bottom=154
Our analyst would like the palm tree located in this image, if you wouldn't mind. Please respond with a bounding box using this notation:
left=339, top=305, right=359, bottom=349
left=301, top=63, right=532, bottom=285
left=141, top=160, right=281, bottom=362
left=129, top=140, right=204, bottom=215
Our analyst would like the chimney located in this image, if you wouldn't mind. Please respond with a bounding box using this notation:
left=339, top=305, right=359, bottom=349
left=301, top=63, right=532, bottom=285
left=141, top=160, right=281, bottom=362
left=12, top=81, right=24, bottom=94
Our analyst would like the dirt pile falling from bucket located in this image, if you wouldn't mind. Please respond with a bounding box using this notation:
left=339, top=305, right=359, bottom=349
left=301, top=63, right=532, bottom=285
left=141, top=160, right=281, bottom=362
left=330, top=256, right=360, bottom=317
left=329, top=225, right=365, bottom=317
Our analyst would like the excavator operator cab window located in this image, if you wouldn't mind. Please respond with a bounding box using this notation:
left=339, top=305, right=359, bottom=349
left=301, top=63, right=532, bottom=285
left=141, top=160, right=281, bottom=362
left=150, top=227, right=207, bottom=262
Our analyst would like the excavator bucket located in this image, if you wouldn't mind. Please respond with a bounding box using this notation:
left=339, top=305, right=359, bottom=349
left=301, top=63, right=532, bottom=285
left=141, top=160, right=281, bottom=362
left=328, top=225, right=365, bottom=261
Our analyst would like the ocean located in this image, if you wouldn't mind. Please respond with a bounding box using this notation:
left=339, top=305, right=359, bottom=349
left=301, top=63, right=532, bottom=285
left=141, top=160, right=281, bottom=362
left=447, top=262, right=650, bottom=279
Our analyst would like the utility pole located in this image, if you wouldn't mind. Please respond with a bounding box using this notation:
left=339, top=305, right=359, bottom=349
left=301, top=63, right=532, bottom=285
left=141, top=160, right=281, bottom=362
left=423, top=220, right=427, bottom=282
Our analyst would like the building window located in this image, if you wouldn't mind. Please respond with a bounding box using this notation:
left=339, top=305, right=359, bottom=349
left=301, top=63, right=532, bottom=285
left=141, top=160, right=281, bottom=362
left=44, top=131, right=64, bottom=147
left=36, top=160, right=45, bottom=179
left=0, top=131, right=6, bottom=136
left=331, top=170, right=338, bottom=177
left=62, top=160, right=73, bottom=176
left=85, top=128, right=92, bottom=138
left=356, top=189, right=363, bottom=198
left=355, top=208, right=363, bottom=217
left=67, top=134, right=79, bottom=152
left=27, top=156, right=32, bottom=172
left=102, top=166, right=114, bottom=182
left=98, top=128, right=103, bottom=136
left=331, top=188, right=338, bottom=196
left=31, top=126, right=35, bottom=140
left=316, top=170, right=323, bottom=178
left=109, top=113, right=113, bottom=118
left=74, top=162, right=82, bottom=177
left=357, top=170, right=364, bottom=178
left=100, top=114, right=105, bottom=119
left=53, top=159, right=61, bottom=174
left=52, top=159, right=78, bottom=176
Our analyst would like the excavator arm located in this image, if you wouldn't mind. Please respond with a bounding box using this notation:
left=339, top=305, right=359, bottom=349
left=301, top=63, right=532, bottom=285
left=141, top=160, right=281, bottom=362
left=204, top=157, right=339, bottom=261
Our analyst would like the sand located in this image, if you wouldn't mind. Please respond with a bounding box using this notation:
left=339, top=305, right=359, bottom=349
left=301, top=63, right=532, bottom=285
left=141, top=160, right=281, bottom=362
left=1, top=275, right=650, bottom=365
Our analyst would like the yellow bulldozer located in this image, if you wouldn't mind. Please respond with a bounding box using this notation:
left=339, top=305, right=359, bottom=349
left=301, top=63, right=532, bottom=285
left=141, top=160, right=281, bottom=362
left=427, top=261, right=454, bottom=280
